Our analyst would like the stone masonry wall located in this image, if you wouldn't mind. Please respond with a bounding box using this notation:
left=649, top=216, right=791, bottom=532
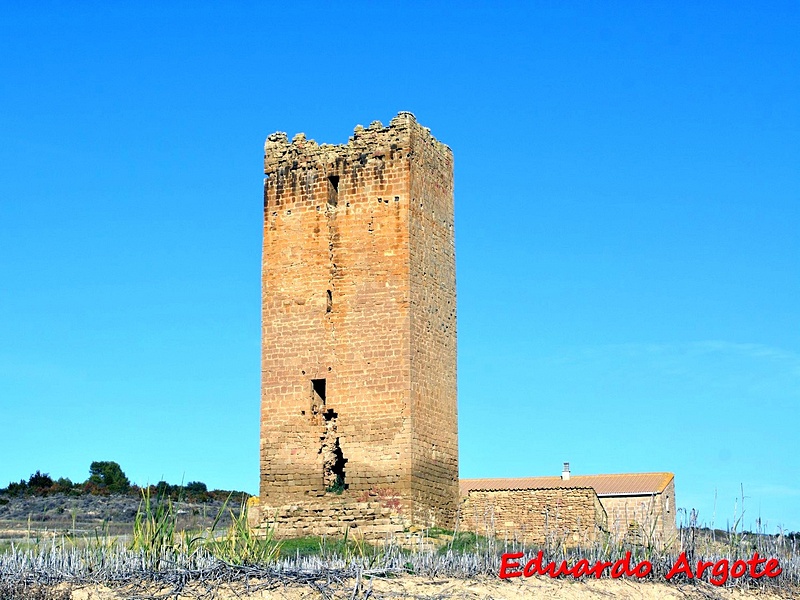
left=250, top=498, right=404, bottom=541
left=408, top=119, right=458, bottom=527
left=459, top=488, right=607, bottom=546
left=259, top=113, right=458, bottom=532
left=601, top=480, right=677, bottom=546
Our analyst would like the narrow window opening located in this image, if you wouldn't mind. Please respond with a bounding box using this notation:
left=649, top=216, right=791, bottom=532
left=327, top=175, right=339, bottom=207
left=311, top=378, right=326, bottom=414
left=326, top=290, right=332, bottom=313
left=666, top=495, right=670, bottom=513
left=321, top=409, right=347, bottom=493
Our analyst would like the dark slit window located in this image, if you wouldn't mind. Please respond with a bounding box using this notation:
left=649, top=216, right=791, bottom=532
left=312, top=378, right=326, bottom=405
left=327, top=176, right=339, bottom=207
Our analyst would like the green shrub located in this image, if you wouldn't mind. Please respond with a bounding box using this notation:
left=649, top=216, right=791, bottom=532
left=27, top=471, right=54, bottom=492
left=88, top=461, right=130, bottom=494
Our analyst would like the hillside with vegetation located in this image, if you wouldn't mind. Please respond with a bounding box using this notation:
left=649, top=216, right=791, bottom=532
left=0, top=462, right=249, bottom=543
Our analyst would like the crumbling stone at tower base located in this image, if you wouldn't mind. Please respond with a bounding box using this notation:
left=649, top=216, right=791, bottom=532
left=249, top=499, right=405, bottom=541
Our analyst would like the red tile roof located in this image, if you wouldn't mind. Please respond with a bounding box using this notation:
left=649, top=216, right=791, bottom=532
left=460, top=472, right=674, bottom=497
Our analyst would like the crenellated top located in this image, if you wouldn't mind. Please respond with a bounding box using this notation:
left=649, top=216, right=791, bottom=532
left=264, top=112, right=451, bottom=176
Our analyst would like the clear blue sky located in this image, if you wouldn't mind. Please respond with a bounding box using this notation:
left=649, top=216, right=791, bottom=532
left=1, top=2, right=798, bottom=532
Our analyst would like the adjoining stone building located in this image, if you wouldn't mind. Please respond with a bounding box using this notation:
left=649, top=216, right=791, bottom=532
left=459, top=466, right=676, bottom=547
left=254, top=113, right=458, bottom=539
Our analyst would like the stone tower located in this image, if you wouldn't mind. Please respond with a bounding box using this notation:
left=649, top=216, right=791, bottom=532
left=259, top=112, right=458, bottom=535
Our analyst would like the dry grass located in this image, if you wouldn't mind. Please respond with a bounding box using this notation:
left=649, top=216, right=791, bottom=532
left=0, top=496, right=797, bottom=600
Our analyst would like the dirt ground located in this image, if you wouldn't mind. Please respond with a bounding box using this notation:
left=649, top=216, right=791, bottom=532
left=52, top=576, right=797, bottom=600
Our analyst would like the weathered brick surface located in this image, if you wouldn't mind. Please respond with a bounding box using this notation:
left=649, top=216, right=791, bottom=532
left=259, top=113, right=458, bottom=532
left=459, top=488, right=607, bottom=547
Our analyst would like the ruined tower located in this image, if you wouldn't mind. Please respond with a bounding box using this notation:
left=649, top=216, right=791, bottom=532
left=258, top=113, right=457, bottom=535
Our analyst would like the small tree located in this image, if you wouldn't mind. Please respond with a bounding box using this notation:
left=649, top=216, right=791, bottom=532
left=185, top=481, right=207, bottom=494
left=88, top=461, right=130, bottom=494
left=154, top=480, right=173, bottom=497
left=28, top=471, right=54, bottom=493
left=54, top=477, right=75, bottom=494
left=185, top=480, right=209, bottom=501
left=4, top=479, right=28, bottom=496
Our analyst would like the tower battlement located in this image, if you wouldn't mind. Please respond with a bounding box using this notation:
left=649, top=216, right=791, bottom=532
left=263, top=112, right=450, bottom=176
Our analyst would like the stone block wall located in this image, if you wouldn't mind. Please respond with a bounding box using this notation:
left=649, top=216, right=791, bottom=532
left=259, top=112, right=458, bottom=531
left=250, top=498, right=405, bottom=541
left=601, top=479, right=677, bottom=545
left=459, top=488, right=607, bottom=546
left=407, top=117, right=458, bottom=526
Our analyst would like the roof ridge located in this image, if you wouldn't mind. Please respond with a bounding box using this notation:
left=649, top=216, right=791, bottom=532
left=460, top=472, right=674, bottom=480
left=459, top=472, right=675, bottom=495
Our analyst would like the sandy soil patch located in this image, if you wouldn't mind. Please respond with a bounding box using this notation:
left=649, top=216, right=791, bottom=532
left=55, top=575, right=796, bottom=600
